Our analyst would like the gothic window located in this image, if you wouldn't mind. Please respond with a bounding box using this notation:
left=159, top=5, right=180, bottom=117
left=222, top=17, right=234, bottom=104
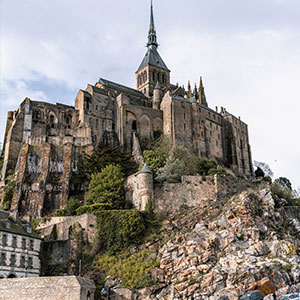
left=162, top=74, right=165, bottom=84
left=84, top=95, right=91, bottom=111
left=50, top=115, right=55, bottom=123
left=132, top=120, right=137, bottom=131
left=152, top=72, right=155, bottom=82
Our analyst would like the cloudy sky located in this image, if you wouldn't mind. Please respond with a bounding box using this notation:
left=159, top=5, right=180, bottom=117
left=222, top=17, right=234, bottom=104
left=1, top=0, right=299, bottom=190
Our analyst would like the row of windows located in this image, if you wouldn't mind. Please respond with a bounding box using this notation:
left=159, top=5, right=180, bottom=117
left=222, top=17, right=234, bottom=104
left=1, top=235, right=34, bottom=250
left=137, top=71, right=166, bottom=87
left=0, top=253, right=33, bottom=269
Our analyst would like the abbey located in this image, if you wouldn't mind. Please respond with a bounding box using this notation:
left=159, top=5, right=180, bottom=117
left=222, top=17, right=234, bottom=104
left=1, top=3, right=252, bottom=218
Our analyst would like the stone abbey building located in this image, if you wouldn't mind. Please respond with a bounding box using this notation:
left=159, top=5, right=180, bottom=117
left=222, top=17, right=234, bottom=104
left=1, top=2, right=252, bottom=218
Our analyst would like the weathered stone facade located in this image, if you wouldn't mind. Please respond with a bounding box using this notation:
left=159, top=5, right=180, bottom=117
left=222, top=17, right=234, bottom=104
left=0, top=210, right=41, bottom=278
left=0, top=276, right=95, bottom=300
left=0, top=3, right=253, bottom=217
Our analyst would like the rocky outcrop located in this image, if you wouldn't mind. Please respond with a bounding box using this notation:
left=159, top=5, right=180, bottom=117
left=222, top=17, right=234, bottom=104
left=102, top=186, right=300, bottom=300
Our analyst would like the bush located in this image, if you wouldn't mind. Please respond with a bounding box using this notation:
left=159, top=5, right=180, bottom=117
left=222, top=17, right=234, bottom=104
left=56, top=197, right=81, bottom=216
left=1, top=177, right=15, bottom=211
left=271, top=183, right=294, bottom=205
left=76, top=203, right=113, bottom=215
left=255, top=167, right=265, bottom=178
left=95, top=250, right=159, bottom=289
left=87, top=164, right=125, bottom=209
left=207, top=167, right=228, bottom=176
left=196, top=159, right=217, bottom=175
left=155, top=158, right=184, bottom=183
left=143, top=149, right=167, bottom=176
left=95, top=210, right=146, bottom=254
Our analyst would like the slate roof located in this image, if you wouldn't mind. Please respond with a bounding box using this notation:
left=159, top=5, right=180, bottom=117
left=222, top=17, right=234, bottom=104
left=137, top=45, right=169, bottom=72
left=139, top=164, right=152, bottom=174
left=0, top=210, right=41, bottom=239
left=98, top=78, right=147, bottom=99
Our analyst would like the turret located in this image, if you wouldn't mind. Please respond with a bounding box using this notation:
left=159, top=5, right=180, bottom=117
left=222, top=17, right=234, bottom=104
left=137, top=164, right=153, bottom=211
left=153, top=81, right=162, bottom=109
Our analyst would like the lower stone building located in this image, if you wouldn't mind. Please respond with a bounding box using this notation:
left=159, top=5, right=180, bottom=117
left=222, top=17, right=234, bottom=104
left=0, top=210, right=41, bottom=278
left=0, top=276, right=95, bottom=300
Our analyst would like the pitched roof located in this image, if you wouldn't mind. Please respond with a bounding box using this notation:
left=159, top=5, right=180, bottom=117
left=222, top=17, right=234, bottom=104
left=98, top=78, right=147, bottom=99
left=137, top=45, right=169, bottom=72
left=0, top=210, right=41, bottom=239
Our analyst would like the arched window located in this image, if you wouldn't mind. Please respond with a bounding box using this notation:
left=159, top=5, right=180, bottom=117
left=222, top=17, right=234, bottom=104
left=87, top=291, right=91, bottom=300
left=50, top=115, right=54, bottom=123
left=132, top=120, right=137, bottom=131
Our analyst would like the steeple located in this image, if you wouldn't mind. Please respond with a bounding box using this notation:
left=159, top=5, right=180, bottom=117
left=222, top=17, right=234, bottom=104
left=147, top=0, right=158, bottom=48
left=136, top=1, right=170, bottom=97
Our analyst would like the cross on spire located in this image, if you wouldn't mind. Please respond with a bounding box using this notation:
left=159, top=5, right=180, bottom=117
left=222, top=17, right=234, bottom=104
left=147, top=0, right=158, bottom=47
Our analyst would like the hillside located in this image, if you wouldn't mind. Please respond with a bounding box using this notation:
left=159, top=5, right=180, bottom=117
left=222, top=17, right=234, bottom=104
left=96, top=185, right=300, bottom=300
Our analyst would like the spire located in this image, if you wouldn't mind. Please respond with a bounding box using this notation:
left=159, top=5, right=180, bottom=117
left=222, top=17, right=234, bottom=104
left=198, top=76, right=208, bottom=106
left=187, top=80, right=193, bottom=98
left=147, top=0, right=158, bottom=48
left=194, top=83, right=199, bottom=100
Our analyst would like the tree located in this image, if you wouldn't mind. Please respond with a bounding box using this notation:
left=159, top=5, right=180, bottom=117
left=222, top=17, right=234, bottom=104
left=253, top=161, right=274, bottom=178
left=86, top=164, right=125, bottom=209
left=196, top=159, right=217, bottom=176
left=155, top=158, right=184, bottom=183
left=274, top=177, right=292, bottom=190
left=79, top=145, right=138, bottom=181
left=143, top=149, right=167, bottom=176
left=254, top=167, right=265, bottom=178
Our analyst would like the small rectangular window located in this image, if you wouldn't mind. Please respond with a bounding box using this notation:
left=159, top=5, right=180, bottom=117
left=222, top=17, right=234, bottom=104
left=1, top=253, right=6, bottom=266
left=22, top=238, right=26, bottom=249
left=10, top=254, right=16, bottom=267
left=184, top=124, right=186, bottom=131
left=28, top=257, right=33, bottom=269
left=184, top=113, right=186, bottom=120
left=12, top=236, right=17, bottom=248
left=2, top=234, right=7, bottom=246
left=181, top=102, right=185, bottom=108
left=20, top=256, right=25, bottom=268
left=29, top=240, right=34, bottom=251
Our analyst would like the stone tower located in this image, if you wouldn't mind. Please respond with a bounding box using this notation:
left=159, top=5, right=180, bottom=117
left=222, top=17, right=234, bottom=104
left=136, top=164, right=153, bottom=211
left=136, top=0, right=170, bottom=98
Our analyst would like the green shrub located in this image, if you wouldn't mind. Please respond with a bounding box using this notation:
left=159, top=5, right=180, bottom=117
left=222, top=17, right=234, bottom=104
left=1, top=177, right=15, bottom=211
left=87, top=164, right=125, bottom=209
left=207, top=167, right=228, bottom=176
left=56, top=197, right=81, bottom=216
left=76, top=203, right=113, bottom=215
left=94, top=250, right=160, bottom=289
left=196, top=159, right=217, bottom=175
left=95, top=210, right=146, bottom=254
left=143, top=149, right=167, bottom=176
left=155, top=158, right=184, bottom=183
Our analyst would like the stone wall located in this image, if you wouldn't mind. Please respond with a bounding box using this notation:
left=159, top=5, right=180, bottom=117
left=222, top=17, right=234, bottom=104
left=154, top=175, right=262, bottom=213
left=0, top=276, right=95, bottom=300
left=37, top=214, right=97, bottom=243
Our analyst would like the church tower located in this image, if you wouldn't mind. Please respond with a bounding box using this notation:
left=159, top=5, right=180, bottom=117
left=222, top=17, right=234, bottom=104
left=136, top=1, right=170, bottom=98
